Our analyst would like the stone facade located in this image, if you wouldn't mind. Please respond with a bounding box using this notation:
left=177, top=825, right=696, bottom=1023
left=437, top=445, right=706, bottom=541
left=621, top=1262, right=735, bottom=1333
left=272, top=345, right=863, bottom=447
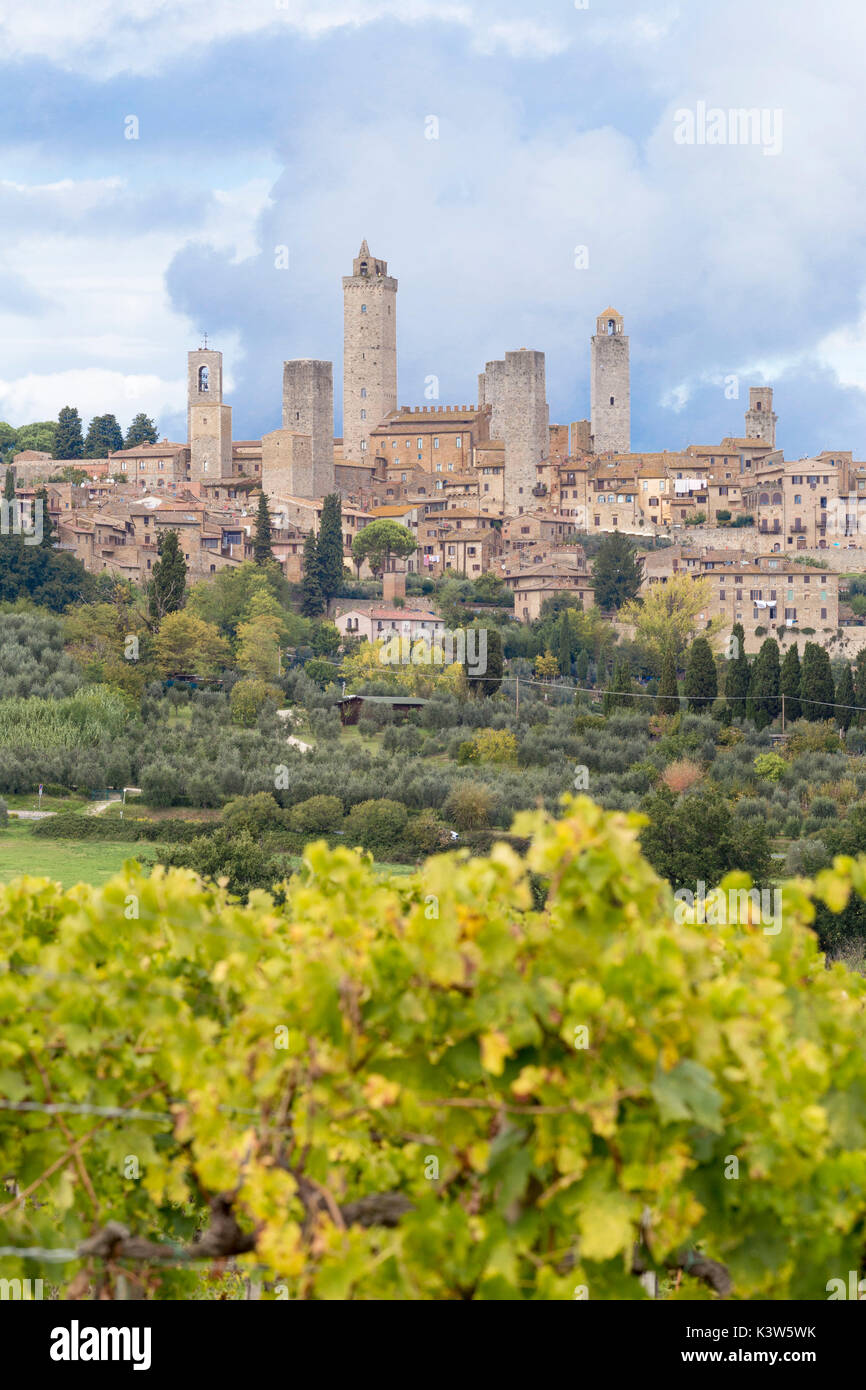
left=261, top=430, right=314, bottom=501
left=281, top=359, right=335, bottom=496
left=501, top=349, right=549, bottom=516
left=342, top=241, right=397, bottom=462
left=188, top=348, right=232, bottom=486
left=744, top=387, right=777, bottom=448
left=590, top=308, right=630, bottom=455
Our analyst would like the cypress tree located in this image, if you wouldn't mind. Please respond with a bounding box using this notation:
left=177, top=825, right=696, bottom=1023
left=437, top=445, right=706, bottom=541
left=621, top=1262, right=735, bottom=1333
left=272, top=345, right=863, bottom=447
left=84, top=414, right=123, bottom=457
left=148, top=529, right=187, bottom=621
left=253, top=491, right=274, bottom=565
left=779, top=644, right=802, bottom=724
left=316, top=494, right=344, bottom=607
left=35, top=486, right=54, bottom=547
left=836, top=661, right=855, bottom=732
left=557, top=613, right=572, bottom=677
left=300, top=532, right=325, bottom=617
left=725, top=622, right=750, bottom=722
left=603, top=660, right=634, bottom=714
left=800, top=642, right=835, bottom=722
left=466, top=626, right=503, bottom=698
left=683, top=636, right=717, bottom=712
left=746, top=637, right=781, bottom=730
left=3, top=466, right=14, bottom=502
left=575, top=649, right=589, bottom=684
left=656, top=648, right=680, bottom=716
left=854, top=648, right=866, bottom=726
left=53, top=406, right=84, bottom=460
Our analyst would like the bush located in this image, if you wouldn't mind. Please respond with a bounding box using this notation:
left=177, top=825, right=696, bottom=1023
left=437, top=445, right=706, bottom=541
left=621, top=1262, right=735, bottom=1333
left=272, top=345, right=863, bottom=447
left=405, top=809, right=451, bottom=855
left=0, top=797, right=7, bottom=825
left=343, top=798, right=408, bottom=851
left=222, top=792, right=284, bottom=837
left=289, top=794, right=344, bottom=836
left=443, top=782, right=494, bottom=831
left=753, top=752, right=787, bottom=782
left=660, top=759, right=703, bottom=793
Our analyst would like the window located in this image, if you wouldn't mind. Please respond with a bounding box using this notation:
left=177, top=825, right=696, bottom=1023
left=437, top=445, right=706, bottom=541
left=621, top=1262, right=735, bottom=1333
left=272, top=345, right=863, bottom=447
left=361, top=410, right=366, bottom=420
left=406, top=440, right=411, bottom=449
left=821, top=608, right=827, bottom=620
left=360, top=441, right=367, bottom=452
left=609, top=396, right=615, bottom=406
left=794, top=495, right=801, bottom=504
left=785, top=607, right=797, bottom=620
left=417, top=438, right=423, bottom=449
left=433, top=437, right=439, bottom=448
left=139, top=461, right=146, bottom=470
left=158, top=460, right=164, bottom=470
left=198, top=365, right=209, bottom=392
left=456, top=437, right=462, bottom=449
left=361, top=305, right=367, bottom=314
left=120, top=461, right=127, bottom=470
left=435, top=463, right=442, bottom=473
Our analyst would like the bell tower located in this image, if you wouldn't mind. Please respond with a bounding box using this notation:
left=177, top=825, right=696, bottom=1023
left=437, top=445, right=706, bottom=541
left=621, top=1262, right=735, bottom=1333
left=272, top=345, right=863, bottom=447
left=188, top=341, right=232, bottom=486
left=342, top=241, right=397, bottom=462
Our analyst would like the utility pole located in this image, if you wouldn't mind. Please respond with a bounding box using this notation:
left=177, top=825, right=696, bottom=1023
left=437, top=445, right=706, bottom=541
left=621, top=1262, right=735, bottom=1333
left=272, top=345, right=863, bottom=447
left=781, top=691, right=785, bottom=734
left=515, top=673, right=519, bottom=715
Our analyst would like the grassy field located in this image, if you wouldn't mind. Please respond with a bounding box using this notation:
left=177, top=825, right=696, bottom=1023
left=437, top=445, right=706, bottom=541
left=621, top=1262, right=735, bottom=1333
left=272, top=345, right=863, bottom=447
left=0, top=820, right=414, bottom=888
left=0, top=821, right=144, bottom=888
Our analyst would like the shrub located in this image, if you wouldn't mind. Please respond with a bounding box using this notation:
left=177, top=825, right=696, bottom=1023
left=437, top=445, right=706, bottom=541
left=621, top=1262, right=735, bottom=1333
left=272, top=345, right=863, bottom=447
left=405, top=809, right=451, bottom=855
left=472, top=728, right=518, bottom=765
left=660, top=759, right=703, bottom=794
left=343, top=798, right=408, bottom=851
left=222, top=792, right=285, bottom=837
left=753, top=752, right=787, bottom=782
left=289, top=794, right=344, bottom=836
left=0, top=798, right=7, bottom=825
left=443, top=782, right=494, bottom=831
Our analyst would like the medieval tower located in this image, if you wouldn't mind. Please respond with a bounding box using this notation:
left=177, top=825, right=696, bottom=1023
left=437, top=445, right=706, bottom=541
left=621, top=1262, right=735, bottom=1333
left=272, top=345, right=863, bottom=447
left=480, top=349, right=549, bottom=514
left=342, top=241, right=397, bottom=461
left=745, top=386, right=777, bottom=447
left=282, top=359, right=335, bottom=496
left=187, top=345, right=232, bottom=485
left=590, top=308, right=630, bottom=455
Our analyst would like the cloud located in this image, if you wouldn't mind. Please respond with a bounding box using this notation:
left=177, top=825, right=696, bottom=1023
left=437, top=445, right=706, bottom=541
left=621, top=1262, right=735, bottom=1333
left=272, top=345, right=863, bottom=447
left=0, top=369, right=184, bottom=429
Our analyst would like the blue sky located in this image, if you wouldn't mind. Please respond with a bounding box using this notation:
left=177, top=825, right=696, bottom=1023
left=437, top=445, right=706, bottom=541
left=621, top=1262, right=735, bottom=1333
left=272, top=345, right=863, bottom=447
left=2, top=0, right=866, bottom=458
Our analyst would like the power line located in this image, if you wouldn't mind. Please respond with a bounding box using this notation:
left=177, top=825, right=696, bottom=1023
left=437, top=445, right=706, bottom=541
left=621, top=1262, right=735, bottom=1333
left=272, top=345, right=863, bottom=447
left=501, top=675, right=866, bottom=715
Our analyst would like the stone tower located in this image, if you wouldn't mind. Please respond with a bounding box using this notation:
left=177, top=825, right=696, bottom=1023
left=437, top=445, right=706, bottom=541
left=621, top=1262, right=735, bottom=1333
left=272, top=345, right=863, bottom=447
left=590, top=308, right=630, bottom=455
left=745, top=386, right=776, bottom=447
left=188, top=346, right=232, bottom=485
left=478, top=359, right=507, bottom=441
left=497, top=349, right=549, bottom=515
left=282, top=359, right=335, bottom=496
left=342, top=240, right=397, bottom=461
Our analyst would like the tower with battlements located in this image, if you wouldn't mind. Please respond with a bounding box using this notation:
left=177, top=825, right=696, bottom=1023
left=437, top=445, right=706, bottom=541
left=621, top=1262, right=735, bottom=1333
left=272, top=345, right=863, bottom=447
left=342, top=241, right=397, bottom=462
left=590, top=308, right=630, bottom=455
left=745, top=386, right=777, bottom=447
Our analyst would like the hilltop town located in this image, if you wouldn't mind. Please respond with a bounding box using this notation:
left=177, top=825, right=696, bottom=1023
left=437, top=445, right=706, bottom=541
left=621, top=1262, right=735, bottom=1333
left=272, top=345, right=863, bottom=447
left=7, top=241, right=865, bottom=656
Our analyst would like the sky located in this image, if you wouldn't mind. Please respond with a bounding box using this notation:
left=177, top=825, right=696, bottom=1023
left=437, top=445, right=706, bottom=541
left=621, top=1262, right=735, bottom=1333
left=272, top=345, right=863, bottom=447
left=2, top=0, right=866, bottom=458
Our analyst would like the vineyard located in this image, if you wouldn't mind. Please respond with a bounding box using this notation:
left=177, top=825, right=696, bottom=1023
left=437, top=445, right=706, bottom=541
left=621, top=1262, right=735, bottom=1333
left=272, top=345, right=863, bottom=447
left=1, top=795, right=865, bottom=1300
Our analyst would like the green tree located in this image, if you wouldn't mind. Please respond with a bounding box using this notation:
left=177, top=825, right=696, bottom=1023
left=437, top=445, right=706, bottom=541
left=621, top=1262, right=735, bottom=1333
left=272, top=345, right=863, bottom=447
left=352, top=519, right=416, bottom=578
left=148, top=529, right=187, bottom=622
left=3, top=466, right=14, bottom=502
left=683, top=636, right=717, bottom=712
left=557, top=612, right=572, bottom=676
left=639, top=784, right=771, bottom=891
left=300, top=531, right=325, bottom=617
left=84, top=413, right=123, bottom=458
left=230, top=677, right=282, bottom=727
left=53, top=406, right=84, bottom=460
left=800, top=642, right=835, bottom=722
left=725, top=622, right=750, bottom=722
left=253, top=491, right=274, bottom=565
left=591, top=531, right=644, bottom=611
left=656, top=648, right=680, bottom=716
left=603, top=660, right=635, bottom=714
left=124, top=413, right=158, bottom=448
left=466, top=626, right=503, bottom=698
left=746, top=638, right=781, bottom=730
left=854, top=647, right=866, bottom=727
left=836, top=661, right=855, bottom=732
left=35, top=486, right=54, bottom=548
left=575, top=649, right=589, bottom=684
left=780, top=645, right=802, bottom=724
left=317, top=494, right=345, bottom=606
left=153, top=611, right=230, bottom=676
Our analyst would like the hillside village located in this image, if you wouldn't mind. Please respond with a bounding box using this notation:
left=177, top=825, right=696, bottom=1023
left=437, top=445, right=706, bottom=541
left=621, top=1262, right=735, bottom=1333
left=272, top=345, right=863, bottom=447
left=7, top=242, right=866, bottom=656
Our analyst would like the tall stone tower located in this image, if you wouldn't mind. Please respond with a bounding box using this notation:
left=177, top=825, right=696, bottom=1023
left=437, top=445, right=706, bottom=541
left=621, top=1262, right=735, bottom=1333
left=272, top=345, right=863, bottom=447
left=478, top=359, right=507, bottom=440
left=188, top=346, right=232, bottom=485
left=590, top=308, right=630, bottom=455
left=282, top=359, right=335, bottom=496
left=342, top=240, right=397, bottom=461
left=745, top=386, right=777, bottom=447
left=499, top=349, right=549, bottom=515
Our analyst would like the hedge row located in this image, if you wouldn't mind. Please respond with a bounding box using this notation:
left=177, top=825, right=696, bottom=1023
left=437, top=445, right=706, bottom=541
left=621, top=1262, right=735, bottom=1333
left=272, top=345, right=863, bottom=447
left=31, top=815, right=216, bottom=843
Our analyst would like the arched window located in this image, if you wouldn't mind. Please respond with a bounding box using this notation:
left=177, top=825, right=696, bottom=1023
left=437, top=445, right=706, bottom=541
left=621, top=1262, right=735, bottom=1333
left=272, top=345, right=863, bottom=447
left=771, top=491, right=782, bottom=505
left=756, top=401, right=762, bottom=411
left=198, top=365, right=209, bottom=392
left=759, top=492, right=770, bottom=506
left=608, top=319, right=615, bottom=334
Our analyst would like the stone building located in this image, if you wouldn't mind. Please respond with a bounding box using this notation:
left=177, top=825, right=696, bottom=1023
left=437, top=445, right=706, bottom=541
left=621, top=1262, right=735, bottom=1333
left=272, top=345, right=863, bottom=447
left=187, top=346, right=232, bottom=487
left=368, top=404, right=489, bottom=475
left=744, top=387, right=777, bottom=448
left=479, top=349, right=549, bottom=515
left=282, top=359, right=335, bottom=496
left=590, top=309, right=630, bottom=455
left=342, top=241, right=397, bottom=461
